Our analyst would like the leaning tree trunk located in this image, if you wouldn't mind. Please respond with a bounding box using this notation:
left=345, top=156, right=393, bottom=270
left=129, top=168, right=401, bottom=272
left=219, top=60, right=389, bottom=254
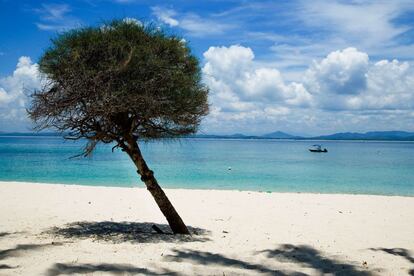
left=124, top=138, right=190, bottom=235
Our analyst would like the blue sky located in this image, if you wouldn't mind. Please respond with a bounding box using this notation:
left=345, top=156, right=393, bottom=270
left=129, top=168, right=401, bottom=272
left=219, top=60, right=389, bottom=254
left=1, top=0, right=414, bottom=135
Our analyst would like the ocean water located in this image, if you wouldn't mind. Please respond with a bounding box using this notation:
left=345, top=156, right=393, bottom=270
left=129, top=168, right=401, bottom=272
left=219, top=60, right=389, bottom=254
left=0, top=136, right=413, bottom=196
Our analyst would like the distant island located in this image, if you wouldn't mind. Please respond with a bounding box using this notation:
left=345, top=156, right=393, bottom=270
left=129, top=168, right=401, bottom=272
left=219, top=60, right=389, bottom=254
left=1, top=130, right=414, bottom=141
left=191, top=130, right=414, bottom=141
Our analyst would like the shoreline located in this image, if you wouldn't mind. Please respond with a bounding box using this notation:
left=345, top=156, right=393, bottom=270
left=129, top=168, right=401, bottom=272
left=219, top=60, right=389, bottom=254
left=1, top=181, right=414, bottom=275
left=1, top=180, right=413, bottom=198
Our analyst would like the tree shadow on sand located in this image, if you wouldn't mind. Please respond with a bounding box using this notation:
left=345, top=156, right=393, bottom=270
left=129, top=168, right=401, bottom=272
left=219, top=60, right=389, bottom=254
left=45, top=221, right=210, bottom=244
left=0, top=232, right=10, bottom=239
left=370, top=248, right=414, bottom=275
left=0, top=264, right=16, bottom=269
left=0, top=243, right=61, bottom=261
left=164, top=249, right=296, bottom=275
left=0, top=231, right=26, bottom=240
left=165, top=244, right=373, bottom=275
left=0, top=243, right=62, bottom=270
left=260, top=244, right=372, bottom=276
left=46, top=262, right=177, bottom=276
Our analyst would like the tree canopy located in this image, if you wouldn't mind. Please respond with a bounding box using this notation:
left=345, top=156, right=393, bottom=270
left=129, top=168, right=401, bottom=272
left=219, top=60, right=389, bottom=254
left=29, top=20, right=209, bottom=155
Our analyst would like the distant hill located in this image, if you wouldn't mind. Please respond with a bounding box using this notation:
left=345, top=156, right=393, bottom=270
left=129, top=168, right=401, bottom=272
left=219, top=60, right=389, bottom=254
left=193, top=130, right=414, bottom=141
left=312, top=131, right=414, bottom=141
left=262, top=131, right=298, bottom=139
left=192, top=130, right=300, bottom=140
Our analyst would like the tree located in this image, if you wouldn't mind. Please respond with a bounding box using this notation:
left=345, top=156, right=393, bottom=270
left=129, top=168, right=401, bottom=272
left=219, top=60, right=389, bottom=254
left=28, top=20, right=209, bottom=234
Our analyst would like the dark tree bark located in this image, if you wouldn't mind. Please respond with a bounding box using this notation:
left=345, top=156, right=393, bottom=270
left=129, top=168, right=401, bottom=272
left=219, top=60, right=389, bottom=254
left=123, top=137, right=190, bottom=234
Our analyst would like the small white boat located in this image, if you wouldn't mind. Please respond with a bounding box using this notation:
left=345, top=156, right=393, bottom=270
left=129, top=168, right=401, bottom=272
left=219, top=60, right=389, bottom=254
left=309, top=144, right=328, bottom=153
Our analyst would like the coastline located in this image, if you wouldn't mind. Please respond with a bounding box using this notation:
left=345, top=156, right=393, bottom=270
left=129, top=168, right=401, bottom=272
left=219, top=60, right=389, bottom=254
left=1, top=181, right=414, bottom=275
left=1, top=180, right=413, bottom=198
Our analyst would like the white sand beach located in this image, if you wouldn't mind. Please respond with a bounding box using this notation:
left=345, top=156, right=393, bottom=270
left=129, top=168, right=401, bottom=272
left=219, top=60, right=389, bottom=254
left=1, top=181, right=414, bottom=275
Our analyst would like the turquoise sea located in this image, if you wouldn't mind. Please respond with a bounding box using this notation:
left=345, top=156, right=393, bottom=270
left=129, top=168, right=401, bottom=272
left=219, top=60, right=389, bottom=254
left=0, top=136, right=413, bottom=196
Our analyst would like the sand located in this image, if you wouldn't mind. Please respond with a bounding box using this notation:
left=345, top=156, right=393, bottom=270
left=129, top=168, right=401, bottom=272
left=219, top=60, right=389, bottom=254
left=0, top=181, right=413, bottom=275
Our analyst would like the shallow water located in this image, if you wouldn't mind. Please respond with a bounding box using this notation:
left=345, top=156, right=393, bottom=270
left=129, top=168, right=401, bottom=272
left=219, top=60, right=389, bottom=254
left=0, top=136, right=413, bottom=196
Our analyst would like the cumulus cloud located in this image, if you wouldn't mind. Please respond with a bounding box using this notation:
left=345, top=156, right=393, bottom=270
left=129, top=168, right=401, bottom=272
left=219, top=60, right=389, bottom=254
left=0, top=57, right=40, bottom=131
left=200, top=45, right=414, bottom=134
left=305, top=48, right=369, bottom=96
left=203, top=45, right=311, bottom=105
left=305, top=47, right=414, bottom=111
left=360, top=59, right=414, bottom=110
left=201, top=45, right=313, bottom=133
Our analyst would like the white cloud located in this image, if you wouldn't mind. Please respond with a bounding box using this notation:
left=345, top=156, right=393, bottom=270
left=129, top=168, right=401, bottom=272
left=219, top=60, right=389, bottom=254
left=201, top=45, right=313, bottom=134
left=362, top=59, right=414, bottom=110
left=203, top=45, right=312, bottom=105
left=203, top=45, right=254, bottom=80
left=305, top=47, right=369, bottom=97
left=0, top=88, right=12, bottom=104
left=151, top=6, right=233, bottom=36
left=34, top=3, right=81, bottom=31
left=179, top=14, right=232, bottom=36
left=300, top=0, right=413, bottom=47
left=151, top=7, right=179, bottom=27
left=305, top=47, right=414, bottom=111
left=36, top=3, right=71, bottom=21
left=200, top=45, right=414, bottom=134
left=0, top=57, right=41, bottom=131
